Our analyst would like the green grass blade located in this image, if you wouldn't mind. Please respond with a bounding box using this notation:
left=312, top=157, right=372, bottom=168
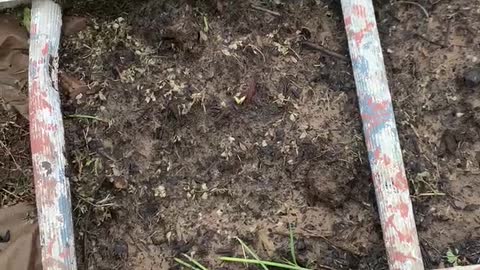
left=282, top=259, right=297, bottom=266
left=220, top=257, right=311, bottom=270
left=289, top=223, right=298, bottom=266
left=235, top=237, right=269, bottom=270
left=174, top=258, right=200, bottom=270
left=240, top=242, right=248, bottom=267
left=66, top=114, right=109, bottom=123
left=181, top=254, right=209, bottom=270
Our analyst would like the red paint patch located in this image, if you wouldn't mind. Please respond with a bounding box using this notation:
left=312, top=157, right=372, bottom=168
left=384, top=205, right=415, bottom=244
left=42, top=257, right=69, bottom=270
left=393, top=170, right=408, bottom=192
left=370, top=99, right=389, bottom=112
left=37, top=177, right=58, bottom=207
left=398, top=202, right=410, bottom=218
left=384, top=214, right=395, bottom=228
left=45, top=123, right=59, bottom=132
left=30, top=82, right=54, bottom=113
left=30, top=132, right=50, bottom=155
left=351, top=22, right=375, bottom=47
left=352, top=4, right=366, bottom=18
left=390, top=251, right=418, bottom=265
left=383, top=215, right=396, bottom=243
left=361, top=99, right=392, bottom=134
left=59, top=247, right=70, bottom=259
left=31, top=24, right=37, bottom=35
left=383, top=154, right=391, bottom=166
left=42, top=43, right=49, bottom=56
left=46, top=236, right=56, bottom=256
left=397, top=230, right=414, bottom=243
left=344, top=16, right=352, bottom=27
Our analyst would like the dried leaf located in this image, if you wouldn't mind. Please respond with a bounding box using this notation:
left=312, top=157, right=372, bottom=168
left=59, top=72, right=89, bottom=98
left=0, top=15, right=29, bottom=118
left=62, top=16, right=88, bottom=36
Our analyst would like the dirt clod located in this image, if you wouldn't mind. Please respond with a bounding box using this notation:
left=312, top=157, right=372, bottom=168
left=464, top=67, right=480, bottom=88
left=440, top=130, right=458, bottom=155
left=59, top=72, right=89, bottom=99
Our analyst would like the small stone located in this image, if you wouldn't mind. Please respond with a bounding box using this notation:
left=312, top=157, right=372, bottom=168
left=464, top=67, right=480, bottom=87
left=112, top=167, right=121, bottom=176
left=453, top=200, right=466, bottom=210
left=440, top=130, right=457, bottom=155
left=154, top=185, right=167, bottom=198
left=166, top=231, right=172, bottom=243
left=289, top=113, right=296, bottom=121
left=112, top=240, right=128, bottom=258
left=295, top=239, right=306, bottom=251
left=201, top=192, right=208, bottom=200
left=113, top=177, right=128, bottom=189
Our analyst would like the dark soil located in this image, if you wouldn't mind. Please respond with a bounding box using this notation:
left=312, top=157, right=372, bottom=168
left=1, top=0, right=480, bottom=269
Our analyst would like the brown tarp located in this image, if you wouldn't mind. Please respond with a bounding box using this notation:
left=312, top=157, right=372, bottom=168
left=0, top=14, right=29, bottom=118
left=0, top=203, right=41, bottom=270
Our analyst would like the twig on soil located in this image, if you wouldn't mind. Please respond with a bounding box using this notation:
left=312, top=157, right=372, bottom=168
left=414, top=32, right=444, bottom=47
left=430, top=0, right=445, bottom=7
left=77, top=194, right=116, bottom=208
left=444, top=18, right=451, bottom=47
left=301, top=41, right=349, bottom=62
left=246, top=44, right=266, bottom=62
left=392, top=1, right=429, bottom=18
left=0, top=139, right=23, bottom=174
left=414, top=192, right=446, bottom=197
left=1, top=188, right=21, bottom=200
left=66, top=114, right=109, bottom=123
left=288, top=47, right=302, bottom=61
left=420, top=237, right=441, bottom=255
left=250, top=4, right=281, bottom=17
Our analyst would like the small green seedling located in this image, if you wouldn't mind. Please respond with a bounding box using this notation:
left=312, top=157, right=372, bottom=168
left=203, top=16, right=209, bottom=33
left=66, top=114, right=109, bottom=123
left=22, top=7, right=31, bottom=31
left=445, top=248, right=460, bottom=266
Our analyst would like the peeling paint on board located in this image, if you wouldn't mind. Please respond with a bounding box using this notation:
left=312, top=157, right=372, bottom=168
left=28, top=0, right=77, bottom=269
left=340, top=0, right=424, bottom=269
